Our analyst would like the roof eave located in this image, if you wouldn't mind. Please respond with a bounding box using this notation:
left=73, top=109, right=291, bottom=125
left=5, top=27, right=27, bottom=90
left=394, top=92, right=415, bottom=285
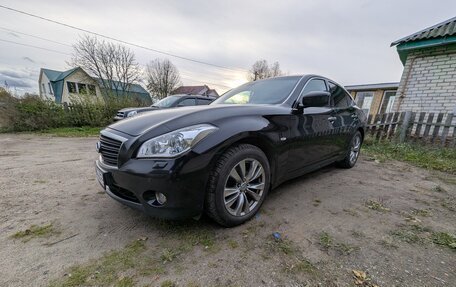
left=395, top=35, right=456, bottom=65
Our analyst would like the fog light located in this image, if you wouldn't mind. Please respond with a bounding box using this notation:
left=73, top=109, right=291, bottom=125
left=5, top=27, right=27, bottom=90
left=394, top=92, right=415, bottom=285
left=155, top=192, right=167, bottom=205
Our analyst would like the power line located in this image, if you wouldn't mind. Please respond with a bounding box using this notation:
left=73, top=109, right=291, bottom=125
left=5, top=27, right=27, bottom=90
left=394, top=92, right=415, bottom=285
left=0, top=26, right=72, bottom=47
left=0, top=38, right=71, bottom=55
left=0, top=4, right=248, bottom=73
left=0, top=38, right=232, bottom=90
left=0, top=26, right=236, bottom=87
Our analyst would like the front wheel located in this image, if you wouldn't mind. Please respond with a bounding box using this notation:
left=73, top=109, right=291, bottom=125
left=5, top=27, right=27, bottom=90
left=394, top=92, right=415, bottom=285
left=337, top=131, right=362, bottom=168
left=205, top=144, right=270, bottom=227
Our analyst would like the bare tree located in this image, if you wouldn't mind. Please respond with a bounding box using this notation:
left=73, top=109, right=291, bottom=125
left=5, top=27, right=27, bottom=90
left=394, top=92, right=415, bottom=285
left=248, top=59, right=283, bottom=81
left=146, top=59, right=181, bottom=100
left=269, top=61, right=283, bottom=77
left=70, top=35, right=140, bottom=98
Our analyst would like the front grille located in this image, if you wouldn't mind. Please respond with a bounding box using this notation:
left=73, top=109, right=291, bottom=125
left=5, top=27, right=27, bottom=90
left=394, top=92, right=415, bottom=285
left=99, top=134, right=122, bottom=166
left=116, top=112, right=125, bottom=118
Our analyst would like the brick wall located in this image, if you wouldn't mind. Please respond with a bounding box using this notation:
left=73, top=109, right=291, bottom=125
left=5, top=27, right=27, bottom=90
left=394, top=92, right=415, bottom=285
left=394, top=44, right=456, bottom=113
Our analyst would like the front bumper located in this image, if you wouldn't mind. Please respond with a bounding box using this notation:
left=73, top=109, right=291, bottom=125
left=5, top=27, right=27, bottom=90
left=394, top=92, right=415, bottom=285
left=95, top=152, right=213, bottom=220
left=113, top=116, right=125, bottom=121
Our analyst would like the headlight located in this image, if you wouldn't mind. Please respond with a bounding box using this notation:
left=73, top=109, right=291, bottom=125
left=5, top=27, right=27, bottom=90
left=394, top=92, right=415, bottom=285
left=137, top=124, right=218, bottom=158
left=127, top=111, right=138, bottom=117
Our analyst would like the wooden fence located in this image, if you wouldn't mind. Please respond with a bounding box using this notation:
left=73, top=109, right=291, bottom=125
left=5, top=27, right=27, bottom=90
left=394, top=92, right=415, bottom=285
left=365, top=111, right=456, bottom=147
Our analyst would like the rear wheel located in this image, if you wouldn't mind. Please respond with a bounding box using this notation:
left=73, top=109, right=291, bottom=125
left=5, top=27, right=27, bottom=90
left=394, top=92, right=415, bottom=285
left=337, top=131, right=362, bottom=168
left=205, top=144, right=270, bottom=227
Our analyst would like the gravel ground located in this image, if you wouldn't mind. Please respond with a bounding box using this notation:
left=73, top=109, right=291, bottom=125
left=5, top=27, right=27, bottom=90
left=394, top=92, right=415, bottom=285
left=0, top=134, right=455, bottom=287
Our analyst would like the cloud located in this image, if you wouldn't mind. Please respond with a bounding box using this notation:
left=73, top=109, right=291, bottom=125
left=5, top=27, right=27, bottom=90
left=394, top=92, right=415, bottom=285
left=0, top=67, right=37, bottom=89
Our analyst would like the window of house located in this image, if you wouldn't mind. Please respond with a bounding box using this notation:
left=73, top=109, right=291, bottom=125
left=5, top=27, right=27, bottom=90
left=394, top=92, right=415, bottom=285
left=379, top=91, right=396, bottom=114
left=329, top=82, right=352, bottom=108
left=355, top=91, right=374, bottom=114
left=88, top=84, right=96, bottom=95
left=41, top=83, right=46, bottom=94
left=77, top=83, right=87, bottom=94
left=47, top=83, right=53, bottom=95
left=67, top=82, right=76, bottom=93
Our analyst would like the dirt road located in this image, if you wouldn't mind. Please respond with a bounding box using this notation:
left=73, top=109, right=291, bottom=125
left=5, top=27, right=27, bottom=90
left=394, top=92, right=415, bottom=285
left=0, top=134, right=455, bottom=287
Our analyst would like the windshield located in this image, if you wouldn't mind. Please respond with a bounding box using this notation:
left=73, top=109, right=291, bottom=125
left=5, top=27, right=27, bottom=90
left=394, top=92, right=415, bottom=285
left=212, top=76, right=301, bottom=105
left=153, top=95, right=180, bottom=108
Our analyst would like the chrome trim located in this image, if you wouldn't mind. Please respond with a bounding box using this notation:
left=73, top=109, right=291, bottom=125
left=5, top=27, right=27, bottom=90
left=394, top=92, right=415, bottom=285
left=281, top=75, right=306, bottom=104
left=99, top=130, right=127, bottom=169
left=99, top=155, right=118, bottom=170
left=100, top=130, right=128, bottom=143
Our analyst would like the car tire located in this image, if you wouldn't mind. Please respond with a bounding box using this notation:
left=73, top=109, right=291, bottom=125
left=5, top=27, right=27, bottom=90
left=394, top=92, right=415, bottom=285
left=336, top=131, right=362, bottom=169
left=205, top=144, right=270, bottom=227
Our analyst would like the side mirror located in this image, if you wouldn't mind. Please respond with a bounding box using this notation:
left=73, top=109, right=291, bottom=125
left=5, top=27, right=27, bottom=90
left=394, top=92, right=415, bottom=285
left=301, top=91, right=330, bottom=108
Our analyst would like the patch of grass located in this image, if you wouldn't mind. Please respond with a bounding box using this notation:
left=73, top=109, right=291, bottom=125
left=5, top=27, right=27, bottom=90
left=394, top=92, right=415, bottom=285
left=284, top=258, right=317, bottom=275
left=319, top=232, right=359, bottom=255
left=431, top=185, right=446, bottom=193
left=227, top=239, right=239, bottom=249
left=351, top=230, right=365, bottom=239
left=114, top=277, right=134, bottom=287
left=440, top=197, right=456, bottom=212
left=432, top=232, right=456, bottom=250
left=160, top=248, right=179, bottom=263
left=365, top=199, right=390, bottom=212
left=38, top=126, right=102, bottom=137
left=390, top=224, right=432, bottom=244
left=49, top=239, right=147, bottom=287
left=379, top=238, right=399, bottom=249
left=319, top=232, right=333, bottom=250
left=363, top=140, right=456, bottom=174
left=334, top=242, right=359, bottom=255
left=12, top=223, right=59, bottom=242
left=266, top=237, right=295, bottom=255
left=155, top=220, right=216, bottom=251
left=411, top=208, right=433, bottom=217
left=343, top=208, right=360, bottom=217
left=161, top=280, right=176, bottom=287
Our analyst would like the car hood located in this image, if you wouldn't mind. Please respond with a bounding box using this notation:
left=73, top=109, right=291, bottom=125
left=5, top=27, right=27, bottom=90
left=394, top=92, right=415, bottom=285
left=108, top=104, right=289, bottom=136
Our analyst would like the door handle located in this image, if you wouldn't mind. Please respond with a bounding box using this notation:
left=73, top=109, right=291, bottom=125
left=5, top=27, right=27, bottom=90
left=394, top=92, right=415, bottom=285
left=328, top=116, right=337, bottom=122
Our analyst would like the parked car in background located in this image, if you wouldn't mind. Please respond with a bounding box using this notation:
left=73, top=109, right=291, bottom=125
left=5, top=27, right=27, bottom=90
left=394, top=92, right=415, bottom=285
left=114, top=94, right=216, bottom=121
left=96, top=75, right=367, bottom=226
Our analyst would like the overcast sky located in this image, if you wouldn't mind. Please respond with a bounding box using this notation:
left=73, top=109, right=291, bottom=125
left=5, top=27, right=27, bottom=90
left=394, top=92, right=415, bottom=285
left=0, top=0, right=455, bottom=95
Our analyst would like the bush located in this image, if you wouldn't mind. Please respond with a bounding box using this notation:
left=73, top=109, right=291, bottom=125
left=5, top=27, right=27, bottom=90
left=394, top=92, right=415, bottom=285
left=1, top=89, right=146, bottom=132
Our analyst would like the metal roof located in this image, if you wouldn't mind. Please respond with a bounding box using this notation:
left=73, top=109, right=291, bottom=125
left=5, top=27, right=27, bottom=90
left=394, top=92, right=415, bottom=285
left=391, top=16, right=456, bottom=46
left=345, top=82, right=399, bottom=91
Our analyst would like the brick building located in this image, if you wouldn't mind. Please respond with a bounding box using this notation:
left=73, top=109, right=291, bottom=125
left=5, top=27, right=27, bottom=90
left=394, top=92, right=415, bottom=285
left=391, top=16, right=456, bottom=114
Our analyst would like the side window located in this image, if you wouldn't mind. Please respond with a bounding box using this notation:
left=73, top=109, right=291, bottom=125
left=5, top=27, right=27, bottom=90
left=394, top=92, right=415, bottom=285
left=301, top=79, right=327, bottom=95
left=177, top=98, right=196, bottom=106
left=67, top=82, right=76, bottom=93
left=329, top=82, right=352, bottom=108
left=196, top=98, right=212, bottom=105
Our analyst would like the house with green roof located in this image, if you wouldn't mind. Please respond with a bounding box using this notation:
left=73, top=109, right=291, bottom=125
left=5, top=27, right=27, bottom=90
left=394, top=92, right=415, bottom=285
left=39, top=67, right=151, bottom=104
left=391, top=16, right=456, bottom=114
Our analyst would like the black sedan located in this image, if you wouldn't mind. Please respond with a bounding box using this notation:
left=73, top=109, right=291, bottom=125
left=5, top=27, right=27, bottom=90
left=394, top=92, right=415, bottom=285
left=114, top=94, right=216, bottom=120
left=95, top=75, right=367, bottom=226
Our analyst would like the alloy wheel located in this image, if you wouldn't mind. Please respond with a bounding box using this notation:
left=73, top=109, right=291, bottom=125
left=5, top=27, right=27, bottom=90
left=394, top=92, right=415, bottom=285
left=223, top=158, right=265, bottom=217
left=349, top=135, right=361, bottom=165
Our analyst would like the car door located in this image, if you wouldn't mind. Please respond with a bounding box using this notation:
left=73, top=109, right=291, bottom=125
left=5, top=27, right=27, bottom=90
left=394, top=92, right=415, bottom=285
left=287, top=78, right=335, bottom=173
left=328, top=81, right=359, bottom=155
